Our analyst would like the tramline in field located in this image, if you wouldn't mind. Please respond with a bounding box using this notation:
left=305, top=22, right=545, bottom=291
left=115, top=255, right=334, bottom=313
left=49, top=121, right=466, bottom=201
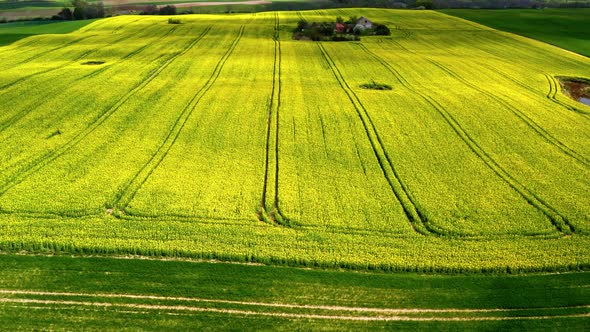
left=0, top=9, right=588, bottom=272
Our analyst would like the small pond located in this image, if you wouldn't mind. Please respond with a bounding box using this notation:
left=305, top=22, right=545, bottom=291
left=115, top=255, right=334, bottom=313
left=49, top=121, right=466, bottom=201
left=556, top=76, right=590, bottom=107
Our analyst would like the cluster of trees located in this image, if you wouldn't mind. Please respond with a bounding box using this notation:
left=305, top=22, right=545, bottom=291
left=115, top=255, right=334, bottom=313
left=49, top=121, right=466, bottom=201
left=51, top=2, right=183, bottom=21
left=53, top=0, right=105, bottom=20
left=140, top=5, right=178, bottom=15
left=293, top=16, right=390, bottom=42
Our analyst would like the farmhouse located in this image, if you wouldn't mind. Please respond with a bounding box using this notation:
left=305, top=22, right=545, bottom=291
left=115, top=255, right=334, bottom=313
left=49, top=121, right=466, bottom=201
left=355, top=16, right=373, bottom=30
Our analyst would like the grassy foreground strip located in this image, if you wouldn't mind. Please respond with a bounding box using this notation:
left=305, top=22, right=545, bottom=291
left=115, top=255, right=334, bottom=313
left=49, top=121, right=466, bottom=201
left=440, top=9, right=590, bottom=58
left=0, top=255, right=588, bottom=330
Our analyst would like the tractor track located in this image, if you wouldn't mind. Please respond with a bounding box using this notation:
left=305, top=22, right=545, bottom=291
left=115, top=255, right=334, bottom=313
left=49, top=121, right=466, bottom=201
left=109, top=26, right=244, bottom=213
left=358, top=43, right=575, bottom=235
left=258, top=14, right=288, bottom=226
left=427, top=59, right=590, bottom=167
left=0, top=26, right=212, bottom=197
left=317, top=43, right=433, bottom=236
left=0, top=25, right=178, bottom=136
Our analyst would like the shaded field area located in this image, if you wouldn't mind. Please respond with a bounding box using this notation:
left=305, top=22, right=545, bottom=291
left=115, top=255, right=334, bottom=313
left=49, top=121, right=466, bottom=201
left=0, top=19, right=94, bottom=45
left=441, top=9, right=590, bottom=58
left=0, top=255, right=588, bottom=330
left=0, top=9, right=588, bottom=272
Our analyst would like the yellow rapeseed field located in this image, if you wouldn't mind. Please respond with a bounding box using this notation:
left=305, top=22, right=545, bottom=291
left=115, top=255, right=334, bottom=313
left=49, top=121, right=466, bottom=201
left=0, top=9, right=588, bottom=271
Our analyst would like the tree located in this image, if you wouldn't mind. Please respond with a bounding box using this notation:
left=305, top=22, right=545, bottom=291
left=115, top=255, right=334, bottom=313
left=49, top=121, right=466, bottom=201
left=414, top=0, right=434, bottom=9
left=57, top=7, right=73, bottom=20
left=297, top=19, right=307, bottom=31
left=159, top=5, right=177, bottom=15
left=70, top=0, right=105, bottom=20
left=72, top=0, right=87, bottom=19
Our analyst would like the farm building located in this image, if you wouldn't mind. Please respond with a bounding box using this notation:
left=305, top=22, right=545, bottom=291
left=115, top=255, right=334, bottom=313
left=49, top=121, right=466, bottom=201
left=355, top=16, right=373, bottom=30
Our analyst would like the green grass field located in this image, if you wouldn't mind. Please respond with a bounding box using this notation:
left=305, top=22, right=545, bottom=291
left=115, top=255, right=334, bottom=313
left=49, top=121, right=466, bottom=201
left=441, top=9, right=590, bottom=58
left=0, top=255, right=587, bottom=330
left=0, top=9, right=589, bottom=273
left=0, top=19, right=95, bottom=45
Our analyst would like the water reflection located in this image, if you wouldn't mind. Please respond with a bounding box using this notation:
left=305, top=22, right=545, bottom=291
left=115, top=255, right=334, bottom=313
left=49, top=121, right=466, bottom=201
left=556, top=76, right=590, bottom=107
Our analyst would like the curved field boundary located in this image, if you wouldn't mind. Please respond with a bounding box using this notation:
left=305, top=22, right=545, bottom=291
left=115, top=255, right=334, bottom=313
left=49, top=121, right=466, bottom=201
left=426, top=59, right=590, bottom=167
left=473, top=61, right=590, bottom=119
left=357, top=44, right=574, bottom=235
left=0, top=27, right=212, bottom=197
left=545, top=74, right=590, bottom=117
left=316, top=43, right=432, bottom=236
left=387, top=23, right=590, bottom=119
left=259, top=13, right=287, bottom=226
left=110, top=26, right=245, bottom=212
left=454, top=33, right=590, bottom=118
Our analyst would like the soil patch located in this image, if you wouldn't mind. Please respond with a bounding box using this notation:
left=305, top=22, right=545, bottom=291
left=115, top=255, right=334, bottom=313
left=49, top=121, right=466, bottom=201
left=556, top=76, right=590, bottom=106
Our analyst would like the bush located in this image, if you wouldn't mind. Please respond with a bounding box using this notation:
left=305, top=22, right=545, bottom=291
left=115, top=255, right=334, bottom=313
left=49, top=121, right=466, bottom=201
left=168, top=18, right=181, bottom=24
left=372, top=23, right=390, bottom=36
left=159, top=5, right=177, bottom=15
left=360, top=80, right=392, bottom=90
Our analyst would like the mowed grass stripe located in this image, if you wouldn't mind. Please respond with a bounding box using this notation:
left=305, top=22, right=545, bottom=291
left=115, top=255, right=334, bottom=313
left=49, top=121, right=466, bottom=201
left=0, top=23, right=150, bottom=93
left=316, top=42, right=429, bottom=235
left=0, top=26, right=212, bottom=198
left=111, top=26, right=245, bottom=212
left=0, top=25, right=173, bottom=135
left=0, top=23, right=179, bottom=178
left=122, top=16, right=274, bottom=220
left=357, top=44, right=573, bottom=235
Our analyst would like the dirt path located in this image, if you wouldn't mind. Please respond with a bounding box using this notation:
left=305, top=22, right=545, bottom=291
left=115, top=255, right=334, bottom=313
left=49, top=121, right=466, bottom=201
left=1, top=297, right=588, bottom=321
left=1, top=289, right=588, bottom=320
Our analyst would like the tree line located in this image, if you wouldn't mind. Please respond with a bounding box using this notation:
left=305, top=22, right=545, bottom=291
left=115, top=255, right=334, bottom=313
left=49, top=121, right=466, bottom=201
left=53, top=1, right=180, bottom=21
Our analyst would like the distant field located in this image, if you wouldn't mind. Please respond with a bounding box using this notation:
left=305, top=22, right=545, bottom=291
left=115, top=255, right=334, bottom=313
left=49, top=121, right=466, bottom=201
left=0, top=0, right=327, bottom=19
left=0, top=255, right=588, bottom=330
left=0, top=9, right=589, bottom=273
left=441, top=9, right=590, bottom=57
left=0, top=19, right=94, bottom=45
